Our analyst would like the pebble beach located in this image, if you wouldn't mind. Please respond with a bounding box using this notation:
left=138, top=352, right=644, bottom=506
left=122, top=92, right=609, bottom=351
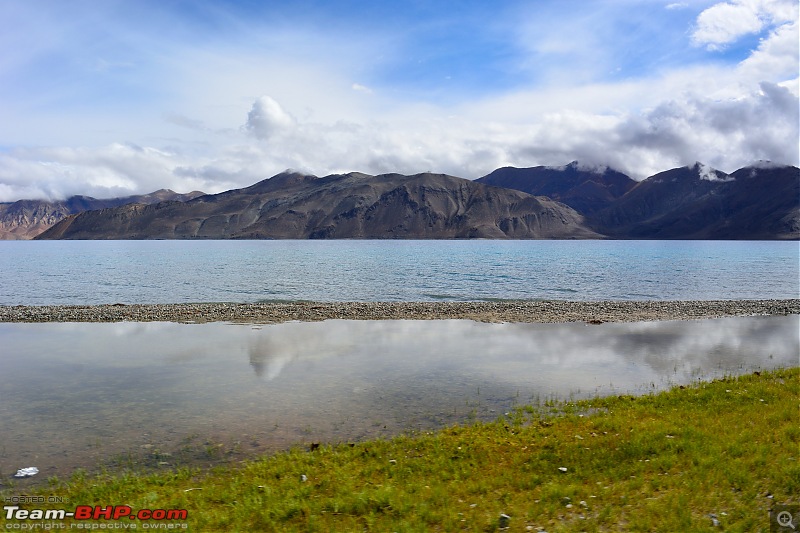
left=1, top=299, right=797, bottom=324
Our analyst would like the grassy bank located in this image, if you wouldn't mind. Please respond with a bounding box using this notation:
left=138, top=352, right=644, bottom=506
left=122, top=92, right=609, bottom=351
left=3, top=368, right=798, bottom=532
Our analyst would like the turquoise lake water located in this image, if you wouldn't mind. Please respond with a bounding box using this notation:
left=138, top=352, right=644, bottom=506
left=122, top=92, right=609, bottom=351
left=0, top=240, right=797, bottom=305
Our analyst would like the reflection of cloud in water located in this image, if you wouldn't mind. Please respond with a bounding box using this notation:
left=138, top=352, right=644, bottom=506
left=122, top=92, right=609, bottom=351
left=607, top=318, right=796, bottom=374
left=6, top=316, right=795, bottom=389
left=0, top=315, right=796, bottom=482
left=240, top=316, right=799, bottom=387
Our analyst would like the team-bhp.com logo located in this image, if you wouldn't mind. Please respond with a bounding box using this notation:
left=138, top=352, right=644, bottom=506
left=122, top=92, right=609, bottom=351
left=4, top=505, right=188, bottom=529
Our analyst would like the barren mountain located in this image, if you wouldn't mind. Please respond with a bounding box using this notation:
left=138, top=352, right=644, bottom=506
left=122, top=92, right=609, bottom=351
left=591, top=163, right=800, bottom=239
left=476, top=161, right=636, bottom=214
left=36, top=171, right=600, bottom=240
left=0, top=189, right=205, bottom=239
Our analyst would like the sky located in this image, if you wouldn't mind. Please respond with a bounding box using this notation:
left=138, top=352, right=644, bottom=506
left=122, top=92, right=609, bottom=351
left=0, top=0, right=798, bottom=200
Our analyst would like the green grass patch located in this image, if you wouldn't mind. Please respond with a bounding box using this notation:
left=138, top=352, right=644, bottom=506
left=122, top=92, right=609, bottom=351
left=2, top=368, right=798, bottom=531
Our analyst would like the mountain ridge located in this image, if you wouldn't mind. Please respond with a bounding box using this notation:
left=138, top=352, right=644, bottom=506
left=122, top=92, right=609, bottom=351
left=0, top=189, right=205, bottom=240
left=476, top=161, right=637, bottom=214
left=36, top=171, right=600, bottom=240
left=15, top=161, right=800, bottom=240
left=590, top=162, right=799, bottom=239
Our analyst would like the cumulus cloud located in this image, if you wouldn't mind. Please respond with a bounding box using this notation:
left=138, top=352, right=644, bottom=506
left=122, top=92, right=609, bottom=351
left=692, top=0, right=798, bottom=50
left=737, top=20, right=799, bottom=82
left=1, top=0, right=798, bottom=202
left=0, top=144, right=244, bottom=202
left=693, top=1, right=766, bottom=48
left=501, top=81, right=799, bottom=177
left=245, top=96, right=296, bottom=140
left=665, top=83, right=796, bottom=166
left=245, top=81, right=798, bottom=179
left=613, top=82, right=798, bottom=174
left=0, top=79, right=797, bottom=202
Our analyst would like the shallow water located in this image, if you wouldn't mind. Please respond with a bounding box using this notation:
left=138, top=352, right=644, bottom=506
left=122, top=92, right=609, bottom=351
left=1, top=315, right=797, bottom=486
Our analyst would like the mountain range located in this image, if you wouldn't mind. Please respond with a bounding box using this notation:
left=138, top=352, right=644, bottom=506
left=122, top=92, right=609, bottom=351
left=36, top=171, right=600, bottom=239
left=8, top=161, right=797, bottom=240
left=591, top=163, right=799, bottom=239
left=0, top=189, right=204, bottom=240
left=479, top=162, right=799, bottom=239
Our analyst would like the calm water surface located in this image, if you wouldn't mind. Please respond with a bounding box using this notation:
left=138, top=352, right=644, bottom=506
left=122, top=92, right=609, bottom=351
left=1, top=315, right=797, bottom=484
left=0, top=240, right=797, bottom=304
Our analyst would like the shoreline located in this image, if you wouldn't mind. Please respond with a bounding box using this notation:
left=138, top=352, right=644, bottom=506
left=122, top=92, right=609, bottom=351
left=5, top=369, right=798, bottom=530
left=0, top=299, right=798, bottom=323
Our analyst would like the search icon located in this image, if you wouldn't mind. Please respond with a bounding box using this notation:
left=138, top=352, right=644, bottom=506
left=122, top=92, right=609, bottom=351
left=777, top=510, right=796, bottom=530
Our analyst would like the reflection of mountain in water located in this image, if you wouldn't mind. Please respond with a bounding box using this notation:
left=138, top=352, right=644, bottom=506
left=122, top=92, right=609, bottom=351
left=248, top=337, right=290, bottom=380
left=230, top=315, right=800, bottom=432
left=246, top=322, right=361, bottom=380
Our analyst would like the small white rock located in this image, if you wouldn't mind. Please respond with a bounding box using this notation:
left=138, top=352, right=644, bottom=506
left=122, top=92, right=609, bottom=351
left=558, top=467, right=568, bottom=473
left=300, top=474, right=308, bottom=482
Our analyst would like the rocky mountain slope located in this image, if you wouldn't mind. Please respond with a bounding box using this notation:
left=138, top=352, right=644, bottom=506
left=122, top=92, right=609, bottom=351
left=0, top=189, right=204, bottom=239
left=22, top=162, right=800, bottom=240
left=590, top=163, right=799, bottom=239
left=476, top=161, right=636, bottom=214
left=36, top=171, right=600, bottom=240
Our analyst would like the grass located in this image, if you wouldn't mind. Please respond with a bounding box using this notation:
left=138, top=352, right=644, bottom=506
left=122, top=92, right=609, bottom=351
left=2, top=368, right=797, bottom=532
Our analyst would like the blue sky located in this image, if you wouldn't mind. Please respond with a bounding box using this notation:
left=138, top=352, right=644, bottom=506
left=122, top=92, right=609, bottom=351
left=0, top=0, right=797, bottom=200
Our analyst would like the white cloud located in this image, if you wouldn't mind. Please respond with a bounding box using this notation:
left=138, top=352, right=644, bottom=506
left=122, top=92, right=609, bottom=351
left=696, top=161, right=733, bottom=181
left=245, top=96, right=296, bottom=140
left=0, top=77, right=797, bottom=202
left=0, top=0, right=798, bottom=202
left=616, top=82, right=799, bottom=173
left=0, top=144, right=244, bottom=202
left=737, top=20, right=799, bottom=82
left=351, top=83, right=373, bottom=95
left=693, top=1, right=765, bottom=48
left=692, top=0, right=799, bottom=50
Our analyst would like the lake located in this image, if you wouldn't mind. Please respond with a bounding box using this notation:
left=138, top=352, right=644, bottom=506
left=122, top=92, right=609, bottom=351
left=1, top=315, right=797, bottom=484
left=1, top=239, right=798, bottom=485
left=0, top=240, right=798, bottom=305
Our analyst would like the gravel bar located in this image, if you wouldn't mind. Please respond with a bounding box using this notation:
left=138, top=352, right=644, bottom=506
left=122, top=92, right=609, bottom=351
left=0, top=299, right=798, bottom=324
